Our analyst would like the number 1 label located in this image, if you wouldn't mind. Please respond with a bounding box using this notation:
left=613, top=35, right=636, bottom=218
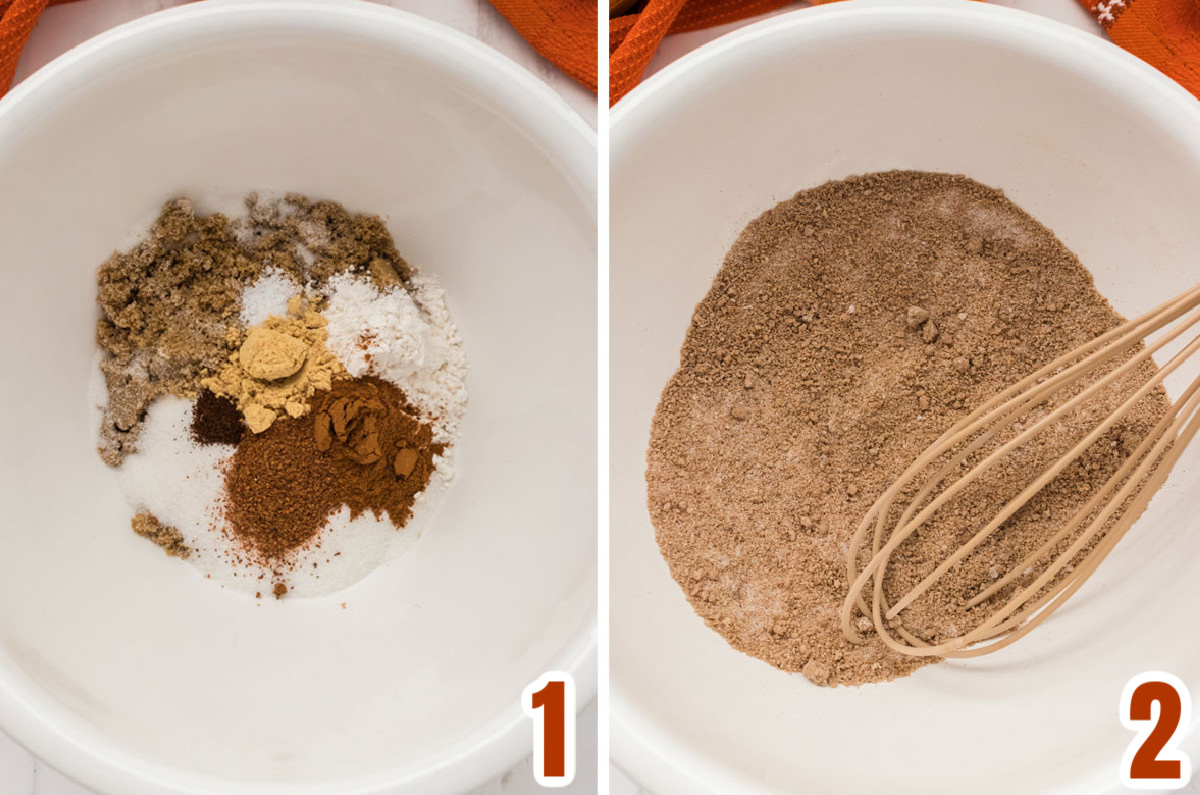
left=1121, top=672, right=1192, bottom=789
left=523, top=671, right=576, bottom=788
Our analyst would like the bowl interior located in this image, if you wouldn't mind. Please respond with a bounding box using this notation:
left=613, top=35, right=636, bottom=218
left=612, top=4, right=1200, bottom=794
left=0, top=4, right=595, bottom=793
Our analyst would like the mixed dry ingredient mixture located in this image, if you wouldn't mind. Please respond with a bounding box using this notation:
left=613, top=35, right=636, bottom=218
left=94, top=194, right=467, bottom=597
left=646, top=171, right=1170, bottom=686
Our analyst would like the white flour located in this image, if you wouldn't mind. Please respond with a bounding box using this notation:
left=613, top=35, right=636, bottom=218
left=321, top=272, right=469, bottom=446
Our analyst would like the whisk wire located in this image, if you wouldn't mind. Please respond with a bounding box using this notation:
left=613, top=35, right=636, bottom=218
left=843, top=285, right=1200, bottom=622
left=839, top=282, right=1200, bottom=657
left=966, top=368, right=1200, bottom=609
left=945, top=382, right=1200, bottom=658
left=882, top=314, right=1200, bottom=622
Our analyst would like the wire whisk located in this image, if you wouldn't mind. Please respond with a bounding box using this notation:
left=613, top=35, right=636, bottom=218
left=840, top=282, right=1200, bottom=658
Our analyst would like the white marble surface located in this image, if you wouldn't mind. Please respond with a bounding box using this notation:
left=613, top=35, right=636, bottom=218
left=611, top=1, right=1102, bottom=793
left=1, top=1, right=596, bottom=794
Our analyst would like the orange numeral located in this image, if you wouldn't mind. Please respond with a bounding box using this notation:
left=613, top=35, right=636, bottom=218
left=523, top=671, right=576, bottom=788
left=1121, top=672, right=1192, bottom=790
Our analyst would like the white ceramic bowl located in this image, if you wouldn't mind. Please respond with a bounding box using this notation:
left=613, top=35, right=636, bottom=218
left=612, top=2, right=1200, bottom=793
left=0, top=3, right=595, bottom=794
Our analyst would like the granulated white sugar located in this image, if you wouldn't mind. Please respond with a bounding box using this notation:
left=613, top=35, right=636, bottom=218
left=322, top=272, right=468, bottom=444
left=240, top=268, right=301, bottom=327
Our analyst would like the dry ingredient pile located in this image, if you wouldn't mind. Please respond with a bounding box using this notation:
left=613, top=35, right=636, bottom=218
left=93, top=194, right=467, bottom=597
left=646, top=171, right=1170, bottom=686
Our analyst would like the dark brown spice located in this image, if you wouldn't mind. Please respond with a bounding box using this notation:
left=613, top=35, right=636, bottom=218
left=224, top=377, right=443, bottom=561
left=191, top=389, right=246, bottom=445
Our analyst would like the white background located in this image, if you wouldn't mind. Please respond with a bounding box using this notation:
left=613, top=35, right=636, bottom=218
left=1, top=1, right=596, bottom=794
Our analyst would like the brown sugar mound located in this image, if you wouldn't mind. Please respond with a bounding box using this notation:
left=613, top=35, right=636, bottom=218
left=224, top=377, right=444, bottom=561
left=96, top=199, right=258, bottom=465
left=131, top=512, right=190, bottom=559
left=645, top=171, right=1171, bottom=686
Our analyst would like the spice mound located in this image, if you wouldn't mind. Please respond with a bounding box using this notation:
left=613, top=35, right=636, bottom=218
left=226, top=378, right=444, bottom=560
left=645, top=171, right=1170, bottom=687
left=95, top=193, right=468, bottom=597
left=204, top=298, right=346, bottom=433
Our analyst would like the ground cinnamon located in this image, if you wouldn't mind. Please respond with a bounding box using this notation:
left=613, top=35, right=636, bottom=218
left=224, top=377, right=443, bottom=561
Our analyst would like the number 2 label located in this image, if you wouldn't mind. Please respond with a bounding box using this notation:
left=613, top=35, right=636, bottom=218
left=1121, top=672, right=1192, bottom=789
left=523, top=671, right=576, bottom=788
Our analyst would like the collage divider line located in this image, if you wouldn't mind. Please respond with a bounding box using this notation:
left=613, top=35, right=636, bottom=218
left=596, top=1, right=612, bottom=792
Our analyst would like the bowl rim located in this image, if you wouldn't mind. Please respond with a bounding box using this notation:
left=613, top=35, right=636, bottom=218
left=609, top=1, right=1200, bottom=793
left=0, top=2, right=596, bottom=794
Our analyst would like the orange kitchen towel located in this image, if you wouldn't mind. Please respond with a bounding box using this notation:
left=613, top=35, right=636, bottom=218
left=0, top=0, right=50, bottom=95
left=0, top=0, right=79, bottom=95
left=1079, top=0, right=1200, bottom=98
left=486, top=0, right=599, bottom=91
left=611, top=0, right=804, bottom=104
left=5, top=1, right=1200, bottom=110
